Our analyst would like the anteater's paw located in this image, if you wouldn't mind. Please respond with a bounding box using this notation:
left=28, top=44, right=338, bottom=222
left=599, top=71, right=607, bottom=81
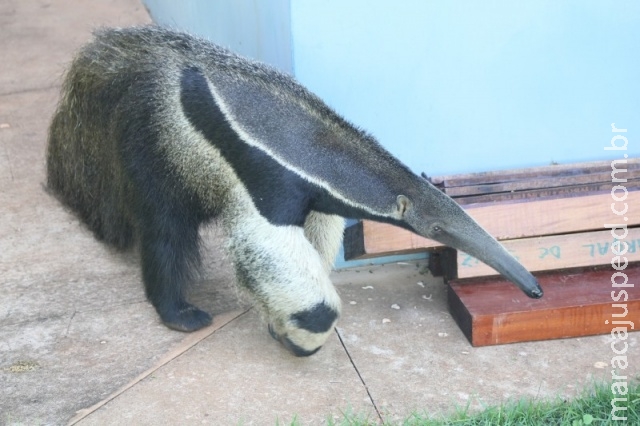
left=267, top=324, right=322, bottom=357
left=161, top=303, right=212, bottom=332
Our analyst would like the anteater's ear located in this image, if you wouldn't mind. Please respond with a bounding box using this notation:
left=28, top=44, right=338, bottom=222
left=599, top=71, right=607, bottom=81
left=395, top=195, right=411, bottom=219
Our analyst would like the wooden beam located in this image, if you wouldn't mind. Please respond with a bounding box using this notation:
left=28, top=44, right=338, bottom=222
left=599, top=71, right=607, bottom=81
left=343, top=220, right=438, bottom=259
left=452, top=179, right=640, bottom=205
left=444, top=170, right=640, bottom=197
left=431, top=158, right=640, bottom=188
left=430, top=159, right=640, bottom=205
left=442, top=227, right=640, bottom=279
left=447, top=264, right=640, bottom=346
left=344, top=191, right=640, bottom=260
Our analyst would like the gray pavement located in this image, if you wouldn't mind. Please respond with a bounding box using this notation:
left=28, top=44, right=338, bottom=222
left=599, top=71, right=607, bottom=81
left=1, top=1, right=636, bottom=425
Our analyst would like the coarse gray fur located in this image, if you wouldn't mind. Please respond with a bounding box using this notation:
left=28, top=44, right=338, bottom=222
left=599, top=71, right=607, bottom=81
left=47, top=26, right=542, bottom=357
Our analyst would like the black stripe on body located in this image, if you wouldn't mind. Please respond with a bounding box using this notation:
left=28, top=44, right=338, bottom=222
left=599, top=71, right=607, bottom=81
left=180, top=67, right=317, bottom=227
left=209, top=64, right=413, bottom=216
left=179, top=67, right=415, bottom=230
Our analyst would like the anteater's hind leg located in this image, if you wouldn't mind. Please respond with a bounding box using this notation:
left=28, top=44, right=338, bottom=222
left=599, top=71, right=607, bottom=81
left=137, top=203, right=212, bottom=332
left=303, top=211, right=344, bottom=272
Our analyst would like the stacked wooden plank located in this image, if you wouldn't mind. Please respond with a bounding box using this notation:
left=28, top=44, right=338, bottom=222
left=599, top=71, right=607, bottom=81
left=343, top=159, right=640, bottom=346
left=448, top=265, right=640, bottom=346
left=430, top=159, right=640, bottom=205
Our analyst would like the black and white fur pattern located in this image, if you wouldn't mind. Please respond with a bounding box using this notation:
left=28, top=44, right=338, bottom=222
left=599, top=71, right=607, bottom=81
left=47, top=26, right=542, bottom=357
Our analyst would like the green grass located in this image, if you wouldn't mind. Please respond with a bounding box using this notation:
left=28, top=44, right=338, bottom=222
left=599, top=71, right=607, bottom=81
left=307, top=380, right=640, bottom=426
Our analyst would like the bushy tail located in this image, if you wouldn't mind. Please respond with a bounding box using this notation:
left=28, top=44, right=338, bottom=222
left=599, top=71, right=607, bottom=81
left=46, top=53, right=134, bottom=250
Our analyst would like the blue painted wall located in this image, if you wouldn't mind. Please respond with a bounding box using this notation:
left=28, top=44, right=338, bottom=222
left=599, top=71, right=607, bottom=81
left=290, top=1, right=640, bottom=176
left=143, top=0, right=292, bottom=73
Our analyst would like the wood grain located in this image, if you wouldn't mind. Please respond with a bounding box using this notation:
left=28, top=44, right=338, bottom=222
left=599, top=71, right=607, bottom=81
left=453, top=179, right=640, bottom=205
left=431, top=158, right=639, bottom=188
left=447, top=265, right=640, bottom=346
left=444, top=170, right=640, bottom=197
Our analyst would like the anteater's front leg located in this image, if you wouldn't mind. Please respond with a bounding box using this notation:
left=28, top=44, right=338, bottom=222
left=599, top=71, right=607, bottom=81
left=137, top=202, right=212, bottom=332
left=229, top=217, right=342, bottom=356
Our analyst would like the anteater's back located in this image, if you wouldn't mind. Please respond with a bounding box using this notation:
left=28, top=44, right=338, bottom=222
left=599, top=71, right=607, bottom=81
left=46, top=27, right=220, bottom=249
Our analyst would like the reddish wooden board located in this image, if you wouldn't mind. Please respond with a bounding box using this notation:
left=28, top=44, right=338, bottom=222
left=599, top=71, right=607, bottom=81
left=448, top=264, right=640, bottom=346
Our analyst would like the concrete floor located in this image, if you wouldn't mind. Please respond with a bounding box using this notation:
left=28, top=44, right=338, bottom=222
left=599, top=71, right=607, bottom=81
left=1, top=1, right=637, bottom=425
